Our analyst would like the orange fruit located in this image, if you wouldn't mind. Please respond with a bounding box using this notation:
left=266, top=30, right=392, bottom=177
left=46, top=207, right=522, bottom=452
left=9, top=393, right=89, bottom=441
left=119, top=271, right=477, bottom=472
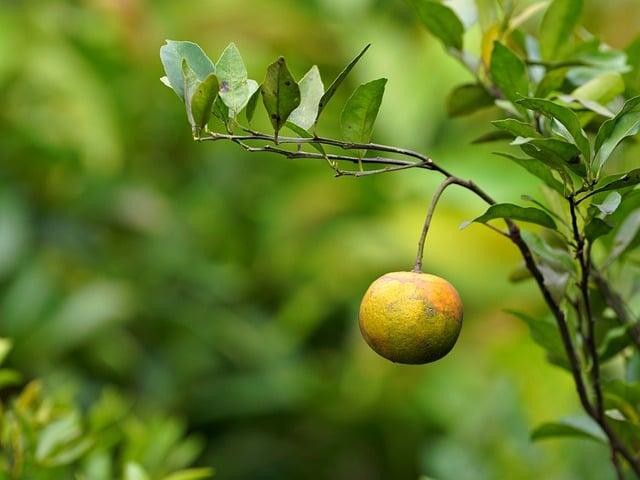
left=359, top=271, right=463, bottom=364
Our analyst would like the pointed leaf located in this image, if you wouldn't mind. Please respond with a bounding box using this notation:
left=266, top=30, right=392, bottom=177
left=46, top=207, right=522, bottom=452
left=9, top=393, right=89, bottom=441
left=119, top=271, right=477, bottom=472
left=182, top=60, right=199, bottom=128
left=490, top=42, right=529, bottom=105
left=408, top=0, right=464, bottom=50
left=316, top=44, right=370, bottom=124
left=521, top=230, right=575, bottom=273
left=162, top=468, right=215, bottom=480
left=607, top=208, right=640, bottom=264
left=446, top=83, right=494, bottom=117
left=471, top=130, right=515, bottom=144
left=464, top=203, right=557, bottom=229
left=539, top=0, right=583, bottom=61
left=340, top=78, right=387, bottom=147
left=598, top=325, right=632, bottom=361
left=506, top=309, right=568, bottom=368
left=492, top=119, right=541, bottom=139
left=289, top=66, right=324, bottom=130
left=531, top=416, right=606, bottom=443
left=571, top=72, right=624, bottom=105
left=494, top=152, right=565, bottom=194
left=240, top=79, right=260, bottom=115
left=593, top=192, right=622, bottom=215
left=0, top=338, right=12, bottom=365
left=517, top=97, right=591, bottom=160
left=593, top=96, right=640, bottom=172
left=160, top=40, right=215, bottom=99
left=535, top=67, right=570, bottom=98
left=211, top=96, right=230, bottom=130
left=217, top=43, right=249, bottom=117
left=245, top=84, right=261, bottom=124
left=184, top=68, right=218, bottom=135
left=589, top=168, right=640, bottom=196
left=261, top=57, right=301, bottom=139
left=585, top=218, right=613, bottom=242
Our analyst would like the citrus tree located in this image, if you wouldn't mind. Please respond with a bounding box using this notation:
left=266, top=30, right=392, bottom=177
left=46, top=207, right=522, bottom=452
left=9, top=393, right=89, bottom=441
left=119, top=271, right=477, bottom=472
left=160, top=0, right=640, bottom=477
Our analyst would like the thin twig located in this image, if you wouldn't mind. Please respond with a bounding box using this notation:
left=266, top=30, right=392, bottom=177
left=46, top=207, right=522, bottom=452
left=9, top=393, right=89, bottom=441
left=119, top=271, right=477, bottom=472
left=413, top=177, right=457, bottom=273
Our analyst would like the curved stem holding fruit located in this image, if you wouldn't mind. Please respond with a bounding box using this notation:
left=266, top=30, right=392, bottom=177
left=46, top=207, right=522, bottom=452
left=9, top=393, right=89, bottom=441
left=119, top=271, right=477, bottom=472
left=413, top=177, right=457, bottom=273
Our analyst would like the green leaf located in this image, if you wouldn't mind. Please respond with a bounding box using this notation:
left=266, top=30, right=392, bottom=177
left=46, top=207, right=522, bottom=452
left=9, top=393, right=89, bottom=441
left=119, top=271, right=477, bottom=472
left=521, top=230, right=575, bottom=273
left=408, top=0, right=464, bottom=50
left=517, top=143, right=572, bottom=184
left=539, top=0, right=583, bottom=61
left=593, top=192, right=622, bottom=215
left=517, top=97, right=591, bottom=160
left=627, top=351, right=640, bottom=382
left=531, top=416, right=607, bottom=443
left=493, top=152, right=565, bottom=194
left=0, top=338, right=12, bottom=365
left=571, top=72, right=624, bottom=105
left=177, top=59, right=195, bottom=124
left=519, top=137, right=585, bottom=181
left=182, top=61, right=218, bottom=135
left=241, top=80, right=260, bottom=114
left=446, top=83, right=494, bottom=117
left=584, top=217, right=612, bottom=242
left=316, top=44, right=370, bottom=125
left=535, top=67, right=570, bottom=98
left=598, top=325, right=632, bottom=362
left=521, top=195, right=564, bottom=224
left=588, top=168, right=640, bottom=196
left=36, top=413, right=83, bottom=462
left=492, top=119, right=541, bottom=139
left=463, top=203, right=557, bottom=229
left=125, top=463, right=151, bottom=480
left=0, top=368, right=22, bottom=388
left=595, top=111, right=640, bottom=171
left=216, top=43, right=249, bottom=117
left=471, top=130, right=515, bottom=144
left=245, top=85, right=261, bottom=125
left=490, top=42, right=529, bottom=105
left=190, top=75, right=219, bottom=134
left=593, top=96, right=640, bottom=172
left=261, top=57, right=301, bottom=140
left=340, top=78, right=387, bottom=148
left=211, top=96, right=230, bottom=131
left=289, top=66, right=324, bottom=130
left=162, top=468, right=215, bottom=480
left=506, top=309, right=568, bottom=368
left=526, top=138, right=581, bottom=164
left=604, top=380, right=640, bottom=410
left=606, top=208, right=640, bottom=264
left=160, top=40, right=215, bottom=100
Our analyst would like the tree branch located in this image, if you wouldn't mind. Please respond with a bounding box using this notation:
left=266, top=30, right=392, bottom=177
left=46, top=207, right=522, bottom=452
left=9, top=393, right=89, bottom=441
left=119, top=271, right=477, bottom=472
left=569, top=197, right=604, bottom=417
left=200, top=128, right=640, bottom=477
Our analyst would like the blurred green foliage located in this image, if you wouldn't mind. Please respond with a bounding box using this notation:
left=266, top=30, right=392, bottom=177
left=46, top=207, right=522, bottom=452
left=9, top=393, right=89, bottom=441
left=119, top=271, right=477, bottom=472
left=1, top=0, right=639, bottom=479
left=0, top=339, right=213, bottom=479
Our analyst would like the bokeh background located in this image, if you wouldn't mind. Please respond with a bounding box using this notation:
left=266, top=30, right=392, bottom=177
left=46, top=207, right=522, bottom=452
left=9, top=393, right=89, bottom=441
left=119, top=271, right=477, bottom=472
left=1, top=0, right=639, bottom=479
